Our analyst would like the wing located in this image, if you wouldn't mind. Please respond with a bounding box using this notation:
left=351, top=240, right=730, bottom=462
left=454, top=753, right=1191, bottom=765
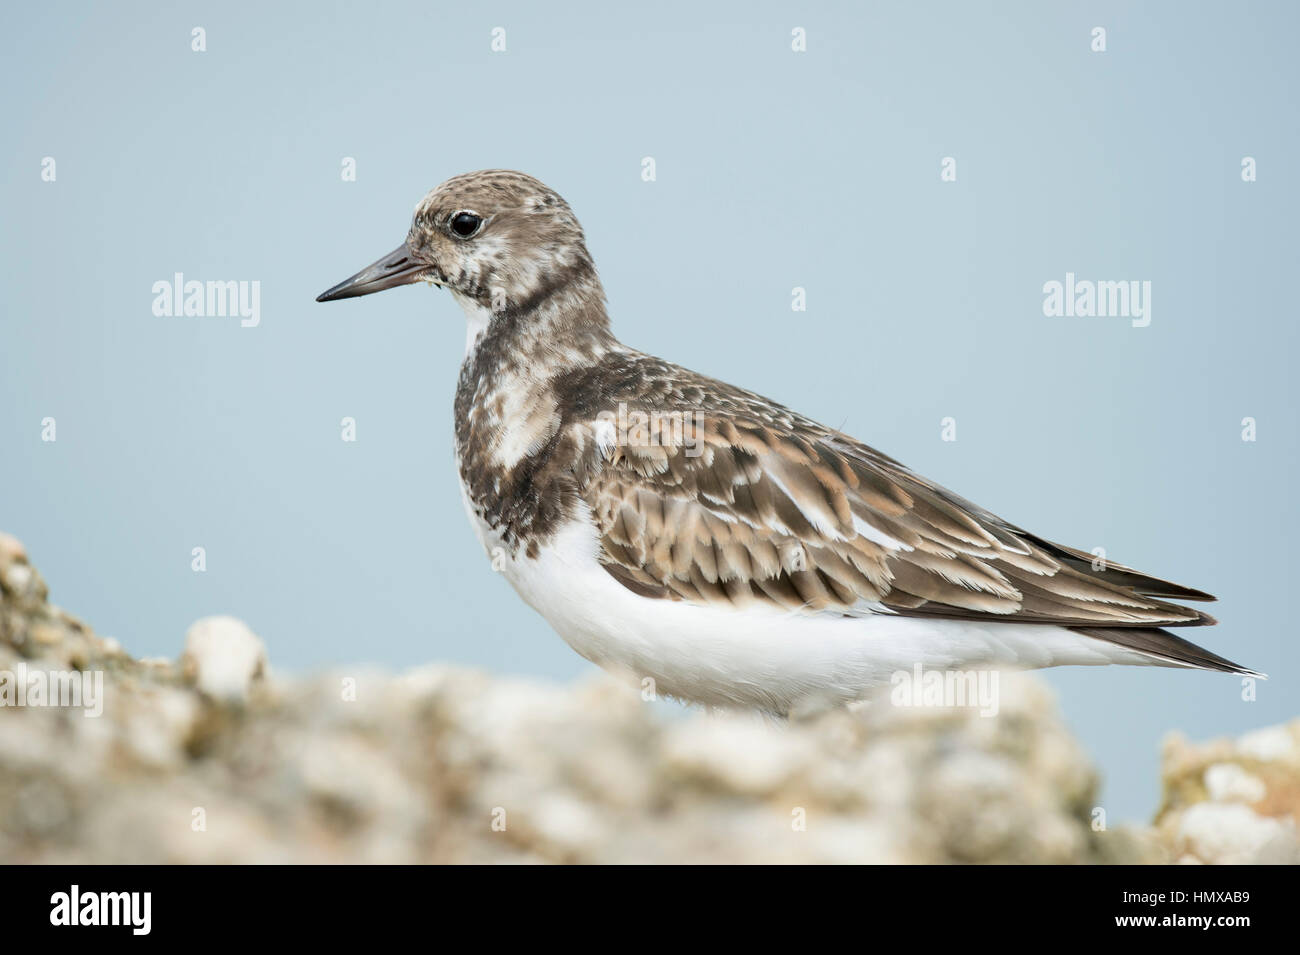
left=570, top=368, right=1215, bottom=630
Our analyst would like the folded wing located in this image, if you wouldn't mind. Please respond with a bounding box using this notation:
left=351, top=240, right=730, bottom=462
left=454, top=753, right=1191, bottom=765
left=574, top=393, right=1215, bottom=630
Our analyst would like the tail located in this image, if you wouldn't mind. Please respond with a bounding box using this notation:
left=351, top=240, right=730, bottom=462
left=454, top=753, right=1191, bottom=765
left=1074, top=626, right=1266, bottom=678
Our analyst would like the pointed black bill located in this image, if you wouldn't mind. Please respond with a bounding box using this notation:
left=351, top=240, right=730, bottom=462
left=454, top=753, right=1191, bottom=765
left=316, top=242, right=430, bottom=302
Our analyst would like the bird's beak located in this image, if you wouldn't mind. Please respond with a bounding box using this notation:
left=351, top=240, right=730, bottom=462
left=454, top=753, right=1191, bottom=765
left=315, top=242, right=431, bottom=302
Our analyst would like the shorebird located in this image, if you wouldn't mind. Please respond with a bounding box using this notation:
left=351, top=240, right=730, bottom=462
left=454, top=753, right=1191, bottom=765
left=317, top=170, right=1260, bottom=714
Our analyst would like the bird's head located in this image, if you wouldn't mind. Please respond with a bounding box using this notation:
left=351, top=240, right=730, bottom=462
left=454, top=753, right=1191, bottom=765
left=316, top=170, right=600, bottom=320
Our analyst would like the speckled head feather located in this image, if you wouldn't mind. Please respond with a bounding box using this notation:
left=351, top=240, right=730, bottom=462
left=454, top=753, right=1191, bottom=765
left=409, top=170, right=605, bottom=317
left=318, top=169, right=609, bottom=337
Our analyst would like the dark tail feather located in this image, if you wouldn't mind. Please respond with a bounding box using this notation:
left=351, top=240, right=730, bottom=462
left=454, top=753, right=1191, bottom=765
left=1028, top=536, right=1217, bottom=602
left=1075, top=627, right=1265, bottom=678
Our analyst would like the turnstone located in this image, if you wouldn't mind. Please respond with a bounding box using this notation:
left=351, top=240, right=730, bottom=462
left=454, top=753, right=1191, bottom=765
left=317, top=170, right=1260, bottom=714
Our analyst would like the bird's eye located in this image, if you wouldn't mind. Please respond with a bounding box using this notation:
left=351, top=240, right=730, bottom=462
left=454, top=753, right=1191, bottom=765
left=450, top=212, right=483, bottom=238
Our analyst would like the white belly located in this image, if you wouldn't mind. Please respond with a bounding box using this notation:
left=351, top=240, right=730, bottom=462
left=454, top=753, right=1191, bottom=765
left=457, top=486, right=1153, bottom=713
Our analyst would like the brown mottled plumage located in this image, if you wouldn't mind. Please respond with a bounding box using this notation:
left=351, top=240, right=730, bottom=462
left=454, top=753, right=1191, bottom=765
left=317, top=170, right=1260, bottom=710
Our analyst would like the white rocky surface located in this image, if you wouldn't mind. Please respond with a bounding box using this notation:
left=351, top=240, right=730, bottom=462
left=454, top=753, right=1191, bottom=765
left=1156, top=718, right=1300, bottom=864
left=180, top=616, right=267, bottom=704
left=0, top=531, right=1294, bottom=864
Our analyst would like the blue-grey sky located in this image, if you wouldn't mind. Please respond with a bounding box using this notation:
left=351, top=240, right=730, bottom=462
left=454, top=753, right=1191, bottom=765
left=3, top=0, right=1295, bottom=821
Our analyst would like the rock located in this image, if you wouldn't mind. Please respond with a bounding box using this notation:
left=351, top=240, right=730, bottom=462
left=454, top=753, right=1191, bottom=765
left=1154, top=719, right=1300, bottom=864
left=180, top=616, right=267, bottom=704
left=1171, top=803, right=1296, bottom=865
left=0, top=534, right=26, bottom=565
left=0, top=533, right=48, bottom=614
left=1204, top=763, right=1267, bottom=803
left=0, top=531, right=1294, bottom=864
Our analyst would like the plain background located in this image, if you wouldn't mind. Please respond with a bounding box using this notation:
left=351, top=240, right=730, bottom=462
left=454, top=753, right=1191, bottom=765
left=3, top=1, right=1295, bottom=821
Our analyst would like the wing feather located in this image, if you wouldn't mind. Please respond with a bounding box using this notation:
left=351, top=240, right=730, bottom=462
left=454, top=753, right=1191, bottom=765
left=568, top=368, right=1216, bottom=630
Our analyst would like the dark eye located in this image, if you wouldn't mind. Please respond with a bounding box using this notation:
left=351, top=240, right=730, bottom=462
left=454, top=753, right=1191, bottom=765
left=450, top=212, right=482, bottom=238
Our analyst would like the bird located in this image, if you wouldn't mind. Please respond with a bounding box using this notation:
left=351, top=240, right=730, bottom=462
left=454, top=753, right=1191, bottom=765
left=316, top=169, right=1261, bottom=715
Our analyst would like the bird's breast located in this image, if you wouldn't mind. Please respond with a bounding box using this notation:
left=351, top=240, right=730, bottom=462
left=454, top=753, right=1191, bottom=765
left=453, top=362, right=588, bottom=559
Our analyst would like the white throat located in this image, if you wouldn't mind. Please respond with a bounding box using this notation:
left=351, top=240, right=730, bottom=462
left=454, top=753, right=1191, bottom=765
left=451, top=290, right=493, bottom=357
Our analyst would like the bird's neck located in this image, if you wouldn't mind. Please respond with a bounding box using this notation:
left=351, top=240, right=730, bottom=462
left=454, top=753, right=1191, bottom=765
left=455, top=266, right=615, bottom=374
left=451, top=268, right=615, bottom=551
left=453, top=266, right=616, bottom=489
